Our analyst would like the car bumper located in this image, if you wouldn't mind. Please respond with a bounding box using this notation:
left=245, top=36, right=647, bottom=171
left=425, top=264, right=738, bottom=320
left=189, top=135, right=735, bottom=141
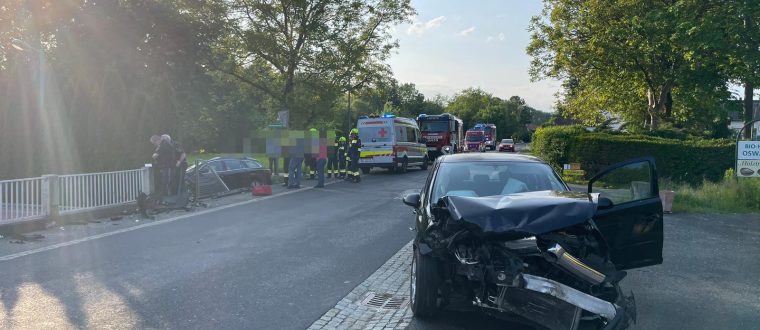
left=521, top=274, right=626, bottom=324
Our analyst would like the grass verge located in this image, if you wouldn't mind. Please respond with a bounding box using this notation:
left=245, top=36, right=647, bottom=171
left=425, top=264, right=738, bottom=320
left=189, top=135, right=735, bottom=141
left=563, top=169, right=760, bottom=213
left=662, top=173, right=760, bottom=213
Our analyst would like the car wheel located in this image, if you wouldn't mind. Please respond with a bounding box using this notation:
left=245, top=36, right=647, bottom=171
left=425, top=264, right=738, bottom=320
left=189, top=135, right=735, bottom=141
left=420, top=156, right=428, bottom=170
left=410, top=248, right=439, bottom=318
left=360, top=167, right=371, bottom=174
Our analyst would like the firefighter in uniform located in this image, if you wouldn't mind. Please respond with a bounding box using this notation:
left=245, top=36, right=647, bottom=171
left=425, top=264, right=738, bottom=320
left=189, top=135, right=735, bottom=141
left=346, top=128, right=362, bottom=183
left=337, top=136, right=347, bottom=178
left=326, top=134, right=339, bottom=178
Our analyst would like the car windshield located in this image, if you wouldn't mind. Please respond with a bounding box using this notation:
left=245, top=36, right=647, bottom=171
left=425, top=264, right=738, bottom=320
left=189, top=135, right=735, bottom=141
left=501, top=139, right=513, bottom=144
left=420, top=121, right=448, bottom=132
left=466, top=134, right=484, bottom=142
left=430, top=161, right=567, bottom=202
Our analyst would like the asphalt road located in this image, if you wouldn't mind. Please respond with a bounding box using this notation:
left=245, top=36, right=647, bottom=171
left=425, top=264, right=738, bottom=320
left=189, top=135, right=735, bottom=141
left=0, top=168, right=425, bottom=329
left=2, top=149, right=759, bottom=330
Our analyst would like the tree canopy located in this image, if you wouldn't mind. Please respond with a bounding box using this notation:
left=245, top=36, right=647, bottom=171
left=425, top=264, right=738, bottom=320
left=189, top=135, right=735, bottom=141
left=528, top=0, right=758, bottom=135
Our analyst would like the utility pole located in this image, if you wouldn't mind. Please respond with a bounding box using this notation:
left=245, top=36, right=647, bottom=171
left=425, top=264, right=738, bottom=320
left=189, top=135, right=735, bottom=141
left=346, top=77, right=352, bottom=135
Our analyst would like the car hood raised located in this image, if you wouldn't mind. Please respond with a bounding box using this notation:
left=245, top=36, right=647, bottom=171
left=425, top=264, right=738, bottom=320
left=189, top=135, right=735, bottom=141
left=443, top=190, right=596, bottom=237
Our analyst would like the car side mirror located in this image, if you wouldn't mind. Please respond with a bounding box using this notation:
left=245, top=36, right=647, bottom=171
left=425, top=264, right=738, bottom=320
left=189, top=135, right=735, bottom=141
left=402, top=193, right=421, bottom=208
left=597, top=197, right=614, bottom=210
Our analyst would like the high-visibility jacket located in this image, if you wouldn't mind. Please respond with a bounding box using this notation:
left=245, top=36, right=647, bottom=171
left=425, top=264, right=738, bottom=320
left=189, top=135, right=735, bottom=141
left=347, top=138, right=361, bottom=159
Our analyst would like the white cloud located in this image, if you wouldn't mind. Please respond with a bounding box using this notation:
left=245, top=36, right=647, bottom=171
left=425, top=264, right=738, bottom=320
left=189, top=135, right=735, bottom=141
left=498, top=33, right=505, bottom=41
left=485, top=36, right=494, bottom=43
left=407, top=16, right=446, bottom=35
left=458, top=26, right=476, bottom=37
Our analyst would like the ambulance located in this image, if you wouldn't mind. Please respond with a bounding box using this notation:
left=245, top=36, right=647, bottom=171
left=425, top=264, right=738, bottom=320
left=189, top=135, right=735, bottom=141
left=357, top=114, right=429, bottom=174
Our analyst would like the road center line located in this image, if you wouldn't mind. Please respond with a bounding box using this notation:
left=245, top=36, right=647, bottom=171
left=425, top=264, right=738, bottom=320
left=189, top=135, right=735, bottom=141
left=0, top=181, right=340, bottom=262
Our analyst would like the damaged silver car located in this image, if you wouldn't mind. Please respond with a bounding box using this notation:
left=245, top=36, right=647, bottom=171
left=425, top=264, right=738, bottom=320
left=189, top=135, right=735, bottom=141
left=402, top=153, right=663, bottom=330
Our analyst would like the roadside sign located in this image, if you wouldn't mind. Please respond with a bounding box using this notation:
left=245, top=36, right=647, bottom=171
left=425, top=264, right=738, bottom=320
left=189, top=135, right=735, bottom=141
left=737, top=141, right=760, bottom=177
left=563, top=163, right=581, bottom=170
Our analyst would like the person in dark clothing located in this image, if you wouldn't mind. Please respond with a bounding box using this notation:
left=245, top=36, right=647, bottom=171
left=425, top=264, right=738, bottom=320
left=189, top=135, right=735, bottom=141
left=314, top=132, right=328, bottom=188
left=165, top=135, right=187, bottom=194
left=288, top=134, right=305, bottom=189
left=152, top=135, right=176, bottom=196
left=346, top=128, right=362, bottom=183
left=326, top=134, right=339, bottom=179
left=337, top=136, right=347, bottom=179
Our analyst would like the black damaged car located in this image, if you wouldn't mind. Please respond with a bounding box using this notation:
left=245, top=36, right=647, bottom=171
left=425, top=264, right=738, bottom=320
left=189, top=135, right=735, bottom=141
left=402, top=153, right=663, bottom=330
left=186, top=156, right=272, bottom=198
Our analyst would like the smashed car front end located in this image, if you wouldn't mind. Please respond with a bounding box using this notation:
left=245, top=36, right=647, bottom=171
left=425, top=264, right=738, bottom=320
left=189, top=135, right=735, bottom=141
left=417, top=191, right=637, bottom=330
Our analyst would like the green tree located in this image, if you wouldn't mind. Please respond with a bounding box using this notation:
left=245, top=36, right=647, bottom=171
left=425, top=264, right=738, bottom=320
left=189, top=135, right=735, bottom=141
left=211, top=0, right=414, bottom=129
left=528, top=0, right=730, bottom=131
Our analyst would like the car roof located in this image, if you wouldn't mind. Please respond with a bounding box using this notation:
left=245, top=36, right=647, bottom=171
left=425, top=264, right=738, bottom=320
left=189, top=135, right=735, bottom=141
left=207, top=156, right=257, bottom=161
left=438, top=153, right=543, bottom=163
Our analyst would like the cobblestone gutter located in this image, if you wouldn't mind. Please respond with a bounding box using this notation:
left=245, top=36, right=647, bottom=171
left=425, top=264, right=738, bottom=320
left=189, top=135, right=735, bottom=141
left=308, top=241, right=414, bottom=330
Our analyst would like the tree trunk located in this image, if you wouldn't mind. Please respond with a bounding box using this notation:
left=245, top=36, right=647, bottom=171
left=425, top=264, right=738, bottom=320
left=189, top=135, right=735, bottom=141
left=664, top=91, right=673, bottom=119
left=744, top=80, right=755, bottom=139
left=646, top=88, right=659, bottom=130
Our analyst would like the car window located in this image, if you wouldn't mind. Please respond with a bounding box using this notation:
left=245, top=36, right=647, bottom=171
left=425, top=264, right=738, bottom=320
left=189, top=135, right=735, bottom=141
left=431, top=161, right=566, bottom=202
left=502, top=139, right=513, bottom=143
left=208, top=160, right=225, bottom=172
left=406, top=127, right=418, bottom=142
left=223, top=160, right=243, bottom=171
left=243, top=160, right=263, bottom=169
left=591, top=161, right=654, bottom=204
left=420, top=121, right=448, bottom=132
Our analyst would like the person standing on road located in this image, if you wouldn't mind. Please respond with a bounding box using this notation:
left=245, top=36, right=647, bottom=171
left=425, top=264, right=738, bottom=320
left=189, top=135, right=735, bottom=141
left=337, top=136, right=347, bottom=179
left=288, top=132, right=305, bottom=189
left=326, top=133, right=339, bottom=179
left=346, top=128, right=362, bottom=183
left=305, top=128, right=318, bottom=180
left=152, top=135, right=176, bottom=196
left=314, top=130, right=328, bottom=188
left=165, top=134, right=187, bottom=195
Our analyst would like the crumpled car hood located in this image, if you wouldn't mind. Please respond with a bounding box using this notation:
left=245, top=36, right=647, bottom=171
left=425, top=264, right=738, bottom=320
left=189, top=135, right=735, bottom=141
left=443, top=190, right=596, bottom=237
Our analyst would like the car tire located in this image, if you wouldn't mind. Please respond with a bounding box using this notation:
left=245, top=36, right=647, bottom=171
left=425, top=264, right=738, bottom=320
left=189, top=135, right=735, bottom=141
left=420, top=156, right=428, bottom=170
left=360, top=167, right=371, bottom=174
left=410, top=248, right=439, bottom=318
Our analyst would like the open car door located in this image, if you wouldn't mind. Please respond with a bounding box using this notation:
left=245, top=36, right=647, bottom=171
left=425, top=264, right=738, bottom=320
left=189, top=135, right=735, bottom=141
left=588, top=157, right=663, bottom=270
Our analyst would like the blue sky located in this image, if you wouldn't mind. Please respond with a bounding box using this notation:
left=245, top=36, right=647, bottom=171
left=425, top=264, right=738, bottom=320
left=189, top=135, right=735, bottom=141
left=387, top=0, right=561, bottom=112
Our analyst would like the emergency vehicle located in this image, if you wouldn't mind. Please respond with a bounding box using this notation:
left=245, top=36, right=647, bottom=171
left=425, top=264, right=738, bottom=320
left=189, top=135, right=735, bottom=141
left=473, top=123, right=497, bottom=150
left=464, top=129, right=487, bottom=152
left=357, top=114, right=428, bottom=174
left=417, top=113, right=463, bottom=159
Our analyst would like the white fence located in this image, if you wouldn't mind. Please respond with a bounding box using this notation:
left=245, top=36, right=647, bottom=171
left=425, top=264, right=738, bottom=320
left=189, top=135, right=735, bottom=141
left=59, top=169, right=147, bottom=215
left=0, top=177, right=49, bottom=224
left=0, top=167, right=150, bottom=225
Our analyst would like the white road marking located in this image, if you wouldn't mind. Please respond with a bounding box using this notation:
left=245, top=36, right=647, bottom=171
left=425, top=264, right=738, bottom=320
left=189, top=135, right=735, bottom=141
left=0, top=181, right=339, bottom=263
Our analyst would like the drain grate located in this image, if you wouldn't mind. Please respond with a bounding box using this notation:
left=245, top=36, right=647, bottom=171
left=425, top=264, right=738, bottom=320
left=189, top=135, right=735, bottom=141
left=359, top=292, right=409, bottom=310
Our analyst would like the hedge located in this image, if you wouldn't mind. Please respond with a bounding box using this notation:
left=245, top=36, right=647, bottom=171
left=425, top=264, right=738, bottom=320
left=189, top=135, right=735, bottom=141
left=532, top=126, right=735, bottom=185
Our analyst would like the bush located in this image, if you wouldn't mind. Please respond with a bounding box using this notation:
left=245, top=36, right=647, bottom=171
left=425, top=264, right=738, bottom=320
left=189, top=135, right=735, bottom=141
left=531, top=125, right=587, bottom=170
left=532, top=126, right=735, bottom=184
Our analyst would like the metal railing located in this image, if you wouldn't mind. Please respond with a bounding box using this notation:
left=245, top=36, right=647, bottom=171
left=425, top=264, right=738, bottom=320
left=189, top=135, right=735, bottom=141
left=0, top=177, right=49, bottom=224
left=0, top=167, right=151, bottom=225
left=59, top=169, right=147, bottom=215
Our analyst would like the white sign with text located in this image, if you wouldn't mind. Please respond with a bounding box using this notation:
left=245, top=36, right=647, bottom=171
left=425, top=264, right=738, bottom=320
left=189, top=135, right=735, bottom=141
left=737, top=141, right=760, bottom=177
